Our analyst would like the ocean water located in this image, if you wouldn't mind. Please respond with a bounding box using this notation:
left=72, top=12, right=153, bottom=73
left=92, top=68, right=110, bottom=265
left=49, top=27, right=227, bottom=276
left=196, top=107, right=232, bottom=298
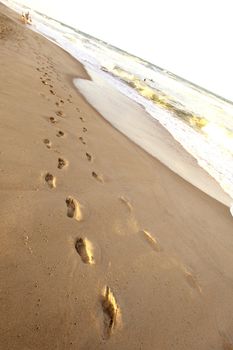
left=2, top=0, right=233, bottom=211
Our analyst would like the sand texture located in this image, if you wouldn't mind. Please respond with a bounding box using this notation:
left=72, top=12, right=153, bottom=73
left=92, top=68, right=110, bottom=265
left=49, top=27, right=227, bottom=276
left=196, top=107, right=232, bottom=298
left=1, top=5, right=233, bottom=350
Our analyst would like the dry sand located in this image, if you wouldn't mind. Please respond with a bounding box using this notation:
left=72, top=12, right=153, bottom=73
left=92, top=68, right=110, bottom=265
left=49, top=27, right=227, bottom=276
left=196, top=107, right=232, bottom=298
left=1, top=4, right=233, bottom=350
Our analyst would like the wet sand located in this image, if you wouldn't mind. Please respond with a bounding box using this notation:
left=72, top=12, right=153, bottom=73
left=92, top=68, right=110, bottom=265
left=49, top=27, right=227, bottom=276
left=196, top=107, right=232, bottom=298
left=1, top=4, right=233, bottom=350
left=74, top=70, right=232, bottom=207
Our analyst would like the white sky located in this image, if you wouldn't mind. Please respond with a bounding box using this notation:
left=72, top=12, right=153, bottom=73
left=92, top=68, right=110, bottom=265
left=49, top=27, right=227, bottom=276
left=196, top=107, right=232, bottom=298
left=16, top=0, right=233, bottom=102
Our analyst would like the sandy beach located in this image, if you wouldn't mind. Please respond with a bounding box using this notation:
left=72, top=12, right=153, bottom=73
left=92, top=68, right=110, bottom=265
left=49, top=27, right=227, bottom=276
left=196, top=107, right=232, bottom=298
left=1, top=4, right=233, bottom=350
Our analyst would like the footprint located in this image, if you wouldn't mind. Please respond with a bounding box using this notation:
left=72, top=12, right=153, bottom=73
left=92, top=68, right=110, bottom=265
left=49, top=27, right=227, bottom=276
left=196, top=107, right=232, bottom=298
left=41, top=80, right=48, bottom=85
left=56, top=110, right=64, bottom=117
left=92, top=171, right=104, bottom=183
left=56, top=99, right=64, bottom=106
left=67, top=98, right=72, bottom=103
left=49, top=89, right=55, bottom=95
left=56, top=130, right=65, bottom=137
left=86, top=152, right=92, bottom=162
left=80, top=116, right=85, bottom=122
left=45, top=172, right=56, bottom=188
left=76, top=107, right=80, bottom=112
left=140, top=230, right=161, bottom=252
left=43, top=138, right=51, bottom=149
left=79, top=136, right=86, bottom=145
left=119, top=196, right=132, bottom=212
left=65, top=197, right=82, bottom=221
left=58, top=158, right=67, bottom=169
left=75, top=238, right=94, bottom=264
left=184, top=269, right=202, bottom=293
left=101, top=286, right=119, bottom=339
left=83, top=127, right=87, bottom=133
left=49, top=116, right=57, bottom=124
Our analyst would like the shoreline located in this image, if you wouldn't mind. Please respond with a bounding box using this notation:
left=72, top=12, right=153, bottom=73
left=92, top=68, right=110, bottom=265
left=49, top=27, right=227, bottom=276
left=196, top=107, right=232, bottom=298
left=1, top=4, right=233, bottom=350
left=74, top=69, right=232, bottom=208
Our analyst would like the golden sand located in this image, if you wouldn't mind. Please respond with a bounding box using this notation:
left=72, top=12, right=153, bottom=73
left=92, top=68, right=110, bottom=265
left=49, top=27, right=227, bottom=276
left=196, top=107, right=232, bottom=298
left=1, top=4, right=233, bottom=349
